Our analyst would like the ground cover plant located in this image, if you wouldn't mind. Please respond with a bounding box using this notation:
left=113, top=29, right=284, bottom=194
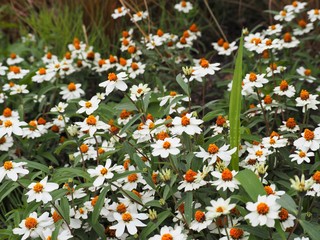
left=0, top=0, right=320, bottom=239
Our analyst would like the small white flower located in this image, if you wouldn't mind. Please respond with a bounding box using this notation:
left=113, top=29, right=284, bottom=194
left=193, top=58, right=220, bottom=77
left=77, top=96, right=101, bottom=115
left=245, top=195, right=281, bottom=227
left=308, top=9, right=320, bottom=22
left=296, top=67, right=316, bottom=83
left=76, top=115, right=109, bottom=137
left=110, top=211, right=148, bottom=238
left=211, top=168, right=240, bottom=192
left=174, top=1, right=193, bottom=13
left=295, top=90, right=320, bottom=113
left=149, top=225, right=187, bottom=239
left=290, top=148, right=314, bottom=164
left=273, top=80, right=295, bottom=98
left=131, top=11, right=148, bottom=22
left=0, top=161, right=28, bottom=182
left=0, top=118, right=26, bottom=138
left=171, top=113, right=203, bottom=135
left=60, top=82, right=85, bottom=101
left=151, top=137, right=181, bottom=158
left=206, top=197, right=236, bottom=220
left=294, top=128, right=320, bottom=151
left=99, top=72, right=128, bottom=95
left=195, top=144, right=236, bottom=166
left=112, top=6, right=129, bottom=19
left=26, top=176, right=59, bottom=204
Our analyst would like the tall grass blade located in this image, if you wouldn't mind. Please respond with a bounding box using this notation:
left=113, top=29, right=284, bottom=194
left=229, top=33, right=243, bottom=170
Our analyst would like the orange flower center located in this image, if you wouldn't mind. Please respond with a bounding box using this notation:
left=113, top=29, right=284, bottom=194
left=86, top=115, right=97, bottom=125
left=304, top=69, right=311, bottom=76
left=216, top=115, right=226, bottom=126
left=131, top=62, right=139, bottom=70
left=298, top=151, right=306, bottom=158
left=3, top=161, right=13, bottom=170
left=117, top=7, right=122, bottom=13
left=52, top=211, right=62, bottom=223
left=67, top=82, right=76, bottom=91
left=39, top=68, right=46, bottom=75
left=264, top=186, right=274, bottom=195
left=0, top=137, right=6, bottom=144
left=128, top=173, right=138, bottom=182
left=312, top=171, right=320, bottom=183
left=119, top=58, right=127, bottom=66
left=33, top=182, right=44, bottom=193
left=152, top=172, right=158, bottom=184
left=80, top=144, right=89, bottom=153
left=29, top=120, right=37, bottom=130
left=189, top=23, right=198, bottom=32
left=270, top=63, right=277, bottom=70
left=217, top=38, right=225, bottom=46
left=79, top=208, right=85, bottom=214
left=108, top=73, right=118, bottom=81
left=3, top=107, right=12, bottom=117
left=98, top=59, right=106, bottom=67
left=181, top=1, right=187, bottom=7
left=251, top=38, right=261, bottom=45
left=91, top=196, right=99, bottom=206
left=109, top=55, right=117, bottom=63
left=247, top=159, right=257, bottom=165
left=170, top=91, right=177, bottom=97
left=10, top=66, right=21, bottom=74
left=278, top=208, right=289, bottom=221
left=265, top=39, right=272, bottom=46
left=286, top=118, right=296, bottom=128
left=195, top=210, right=206, bottom=222
left=255, top=150, right=263, bottom=157
left=128, top=45, right=136, bottom=54
left=4, top=120, right=12, bottom=128
left=283, top=32, right=292, bottom=42
left=122, top=212, right=132, bottom=222
left=230, top=228, right=244, bottom=239
left=249, top=72, right=257, bottom=82
left=100, top=167, right=108, bottom=175
left=117, top=203, right=127, bottom=213
left=180, top=37, right=187, bottom=44
left=298, top=19, right=307, bottom=28
left=208, top=144, right=219, bottom=154
left=163, top=141, right=171, bottom=149
left=10, top=53, right=17, bottom=59
left=257, top=202, right=269, bottom=215
left=65, top=52, right=71, bottom=59
left=157, top=29, right=164, bottom=37
left=87, top=51, right=95, bottom=60
left=269, top=138, right=276, bottom=145
left=122, top=30, right=129, bottom=38
left=303, top=129, right=314, bottom=141
left=46, top=52, right=52, bottom=59
left=162, top=234, right=173, bottom=240
left=200, top=59, right=209, bottom=68
left=292, top=1, right=298, bottom=7
left=279, top=80, right=288, bottom=91
left=300, top=90, right=309, bottom=100
left=216, top=206, right=224, bottom=213
left=184, top=169, right=197, bottom=182
left=281, top=10, right=287, bottom=16
left=85, top=101, right=92, bottom=108
left=181, top=116, right=190, bottom=126
left=120, top=109, right=131, bottom=119
left=314, top=9, right=319, bottom=15
left=223, top=42, right=230, bottom=50
left=156, top=131, right=169, bottom=140
left=264, top=95, right=272, bottom=104
left=25, top=217, right=38, bottom=229
left=178, top=203, right=185, bottom=213
left=221, top=168, right=233, bottom=181
left=270, top=25, right=276, bottom=30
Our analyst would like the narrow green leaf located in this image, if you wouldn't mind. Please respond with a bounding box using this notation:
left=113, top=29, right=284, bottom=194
left=143, top=92, right=152, bottom=111
left=235, top=169, right=265, bottom=201
left=275, top=220, right=287, bottom=240
left=92, top=187, right=109, bottom=224
left=51, top=220, right=63, bottom=240
left=229, top=34, right=244, bottom=170
left=122, top=190, right=143, bottom=206
left=184, top=192, right=193, bottom=225
left=299, top=220, right=320, bottom=240
left=60, top=196, right=70, bottom=224
left=54, top=140, right=77, bottom=155
left=176, top=73, right=189, bottom=95
left=0, top=181, right=19, bottom=202
left=140, top=211, right=171, bottom=239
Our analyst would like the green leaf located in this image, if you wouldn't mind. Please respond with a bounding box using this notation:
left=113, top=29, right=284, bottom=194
left=229, top=33, right=243, bottom=171
left=89, top=217, right=106, bottom=240
left=140, top=211, right=171, bottom=239
left=276, top=194, right=298, bottom=215
left=184, top=192, right=193, bottom=225
left=60, top=196, right=70, bottom=224
left=121, top=189, right=143, bottom=206
left=275, top=220, right=287, bottom=240
left=235, top=169, right=265, bottom=201
left=0, top=181, right=19, bottom=202
left=176, top=73, right=189, bottom=95
left=92, top=187, right=109, bottom=224
left=54, top=140, right=77, bottom=155
left=51, top=219, right=63, bottom=240
left=143, top=92, right=152, bottom=111
left=299, top=220, right=320, bottom=240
